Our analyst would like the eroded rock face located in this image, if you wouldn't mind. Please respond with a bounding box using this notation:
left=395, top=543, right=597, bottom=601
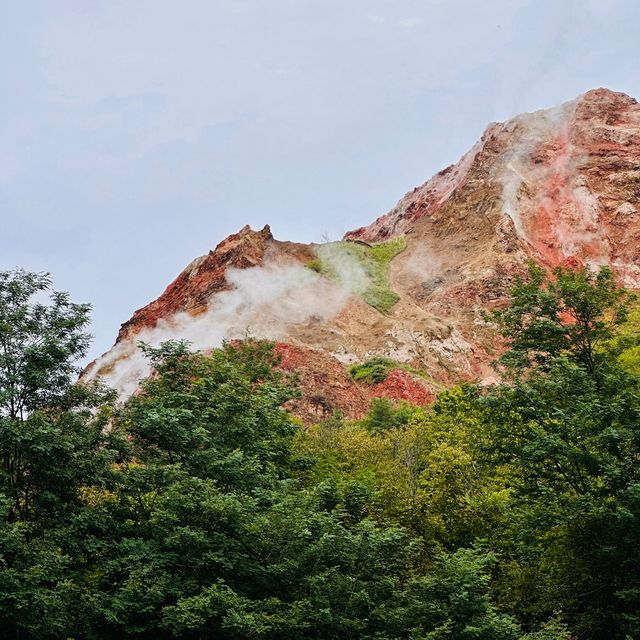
left=85, top=88, right=640, bottom=419
left=118, top=224, right=313, bottom=341
left=272, top=343, right=435, bottom=423
left=346, top=88, right=640, bottom=270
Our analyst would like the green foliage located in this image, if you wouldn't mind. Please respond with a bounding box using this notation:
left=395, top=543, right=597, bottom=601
left=521, top=618, right=571, bottom=640
left=5, top=263, right=640, bottom=639
left=364, top=397, right=397, bottom=432
left=362, top=288, right=400, bottom=314
left=361, top=397, right=421, bottom=433
left=306, top=258, right=323, bottom=273
left=297, top=388, right=511, bottom=550
left=482, top=264, right=640, bottom=639
left=348, top=355, right=433, bottom=388
left=349, top=356, right=396, bottom=384
left=310, top=237, right=406, bottom=313
left=0, top=270, right=120, bottom=638
left=476, top=359, right=640, bottom=638
left=85, top=339, right=515, bottom=639
left=492, top=261, right=632, bottom=378
left=0, top=269, right=92, bottom=419
left=122, top=338, right=297, bottom=489
left=299, top=264, right=640, bottom=639
left=608, top=302, right=640, bottom=374
left=0, top=304, right=519, bottom=640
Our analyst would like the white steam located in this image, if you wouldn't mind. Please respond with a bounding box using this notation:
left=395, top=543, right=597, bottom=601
left=400, top=242, right=444, bottom=283
left=84, top=262, right=350, bottom=400
left=499, top=160, right=527, bottom=236
left=315, top=243, right=371, bottom=294
left=495, top=98, right=610, bottom=263
left=496, top=100, right=577, bottom=239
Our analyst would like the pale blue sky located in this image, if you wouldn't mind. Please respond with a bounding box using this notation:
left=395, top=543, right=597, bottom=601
left=2, top=0, right=639, bottom=360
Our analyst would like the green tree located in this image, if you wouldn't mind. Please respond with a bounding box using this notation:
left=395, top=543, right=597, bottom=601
left=0, top=268, right=584, bottom=639
left=0, top=269, right=92, bottom=420
left=0, top=269, right=119, bottom=639
left=493, top=262, right=631, bottom=379
left=89, top=340, right=521, bottom=639
left=122, top=339, right=297, bottom=488
left=482, top=264, right=640, bottom=639
left=0, top=269, right=113, bottom=524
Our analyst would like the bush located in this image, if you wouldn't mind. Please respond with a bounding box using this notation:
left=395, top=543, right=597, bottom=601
left=349, top=357, right=396, bottom=384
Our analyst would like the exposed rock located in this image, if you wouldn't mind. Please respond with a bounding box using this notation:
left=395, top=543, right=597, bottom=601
left=118, top=225, right=313, bottom=341
left=84, top=88, right=640, bottom=421
left=369, top=369, right=435, bottom=405
left=273, top=343, right=435, bottom=423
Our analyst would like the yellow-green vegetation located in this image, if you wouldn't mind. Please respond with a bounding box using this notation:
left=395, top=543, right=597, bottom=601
left=295, top=389, right=513, bottom=547
left=348, top=355, right=434, bottom=386
left=349, top=356, right=397, bottom=384
left=305, top=257, right=323, bottom=273
left=309, top=236, right=406, bottom=313
left=295, top=265, right=640, bottom=639
left=611, top=301, right=640, bottom=374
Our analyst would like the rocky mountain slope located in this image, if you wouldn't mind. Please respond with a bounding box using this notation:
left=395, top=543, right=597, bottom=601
left=84, top=88, right=640, bottom=420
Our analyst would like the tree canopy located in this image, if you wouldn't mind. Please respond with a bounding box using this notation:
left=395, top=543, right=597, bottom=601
left=1, top=265, right=639, bottom=639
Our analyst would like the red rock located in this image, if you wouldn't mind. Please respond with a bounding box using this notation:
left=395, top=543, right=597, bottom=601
left=84, top=88, right=640, bottom=422
left=273, top=343, right=370, bottom=421
left=118, top=225, right=313, bottom=341
left=370, top=369, right=435, bottom=405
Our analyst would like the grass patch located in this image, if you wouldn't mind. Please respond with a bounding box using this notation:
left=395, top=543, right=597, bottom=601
left=349, top=357, right=397, bottom=384
left=308, top=236, right=406, bottom=314
left=348, top=355, right=445, bottom=390
left=306, top=258, right=323, bottom=273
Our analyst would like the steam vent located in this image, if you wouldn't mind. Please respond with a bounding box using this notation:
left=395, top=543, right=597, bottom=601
left=84, top=88, right=640, bottom=422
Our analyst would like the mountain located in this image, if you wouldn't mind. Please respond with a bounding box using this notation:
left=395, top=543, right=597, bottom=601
left=83, top=88, right=640, bottom=420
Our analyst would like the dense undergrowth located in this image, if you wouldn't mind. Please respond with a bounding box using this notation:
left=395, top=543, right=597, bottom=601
left=349, top=355, right=397, bottom=383
left=1, top=263, right=640, bottom=639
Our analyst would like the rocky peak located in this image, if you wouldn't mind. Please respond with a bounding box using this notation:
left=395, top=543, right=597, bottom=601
left=577, top=87, right=638, bottom=120
left=347, top=88, right=640, bottom=277
left=86, top=88, right=640, bottom=419
left=214, top=223, right=273, bottom=256
left=117, top=224, right=309, bottom=342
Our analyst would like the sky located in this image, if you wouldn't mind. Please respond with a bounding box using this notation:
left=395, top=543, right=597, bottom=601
left=2, top=0, right=640, bottom=362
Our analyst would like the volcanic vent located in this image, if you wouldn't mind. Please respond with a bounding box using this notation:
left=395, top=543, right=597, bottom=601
left=84, top=88, right=640, bottom=419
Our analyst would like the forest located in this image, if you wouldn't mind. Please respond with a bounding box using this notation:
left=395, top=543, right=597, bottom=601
left=0, top=263, right=639, bottom=639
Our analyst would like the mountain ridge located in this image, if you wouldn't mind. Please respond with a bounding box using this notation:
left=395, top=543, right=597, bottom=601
left=84, top=87, right=640, bottom=419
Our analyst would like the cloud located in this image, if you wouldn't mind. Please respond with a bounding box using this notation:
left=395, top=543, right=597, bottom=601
left=397, top=17, right=423, bottom=28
